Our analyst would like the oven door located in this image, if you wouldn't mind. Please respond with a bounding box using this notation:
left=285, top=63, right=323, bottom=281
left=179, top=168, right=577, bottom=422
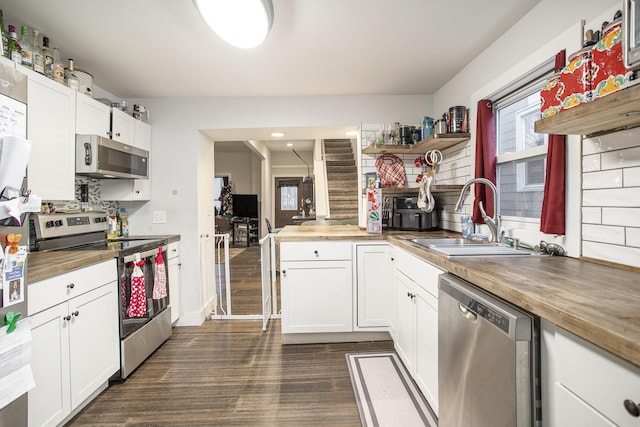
left=118, top=246, right=169, bottom=340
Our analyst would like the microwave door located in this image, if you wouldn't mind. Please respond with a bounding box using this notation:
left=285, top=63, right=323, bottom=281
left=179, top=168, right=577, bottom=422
left=625, top=0, right=640, bottom=68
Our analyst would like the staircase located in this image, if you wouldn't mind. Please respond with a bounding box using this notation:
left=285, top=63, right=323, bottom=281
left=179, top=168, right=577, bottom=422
left=324, top=139, right=358, bottom=221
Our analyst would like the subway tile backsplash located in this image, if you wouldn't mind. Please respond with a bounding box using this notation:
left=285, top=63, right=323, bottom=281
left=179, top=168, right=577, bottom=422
left=583, top=130, right=640, bottom=268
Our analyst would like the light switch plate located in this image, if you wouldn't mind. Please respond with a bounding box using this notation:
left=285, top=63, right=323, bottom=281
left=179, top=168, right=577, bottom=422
left=153, top=210, right=167, bottom=224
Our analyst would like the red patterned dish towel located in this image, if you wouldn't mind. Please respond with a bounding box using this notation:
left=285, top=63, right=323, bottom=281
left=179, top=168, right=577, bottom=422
left=127, top=254, right=147, bottom=317
left=375, top=153, right=406, bottom=188
left=152, top=246, right=167, bottom=299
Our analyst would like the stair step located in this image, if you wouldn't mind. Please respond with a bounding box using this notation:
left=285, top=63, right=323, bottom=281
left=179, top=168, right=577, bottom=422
left=326, top=172, right=357, bottom=179
left=325, top=159, right=356, bottom=166
left=324, top=147, right=353, bottom=154
left=324, top=140, right=352, bottom=147
left=326, top=165, right=357, bottom=174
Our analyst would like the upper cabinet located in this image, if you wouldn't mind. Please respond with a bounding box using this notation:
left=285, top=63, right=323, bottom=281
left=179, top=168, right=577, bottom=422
left=19, top=67, right=77, bottom=200
left=111, top=108, right=136, bottom=145
left=76, top=93, right=111, bottom=137
left=535, top=83, right=640, bottom=136
left=362, top=133, right=470, bottom=155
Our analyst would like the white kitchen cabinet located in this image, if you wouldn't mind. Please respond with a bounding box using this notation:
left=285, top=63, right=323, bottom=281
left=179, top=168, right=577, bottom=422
left=541, top=320, right=640, bottom=427
left=167, top=241, right=181, bottom=324
left=392, top=247, right=442, bottom=414
left=280, top=241, right=352, bottom=334
left=110, top=108, right=136, bottom=145
left=75, top=92, right=111, bottom=137
left=100, top=119, right=151, bottom=201
left=28, top=260, right=119, bottom=427
left=18, top=68, right=76, bottom=200
left=354, top=243, right=393, bottom=329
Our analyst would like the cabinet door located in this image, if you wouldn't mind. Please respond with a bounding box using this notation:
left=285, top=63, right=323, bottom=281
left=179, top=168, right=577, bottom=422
left=281, top=260, right=352, bottom=333
left=68, top=282, right=119, bottom=408
left=100, top=178, right=150, bottom=201
left=133, top=120, right=151, bottom=150
left=23, top=70, right=76, bottom=200
left=76, top=92, right=111, bottom=137
left=555, top=384, right=616, bottom=427
left=355, top=244, right=392, bottom=328
left=111, top=108, right=135, bottom=144
left=29, top=303, right=71, bottom=427
left=168, top=255, right=181, bottom=324
left=393, top=270, right=416, bottom=373
left=415, top=287, right=439, bottom=415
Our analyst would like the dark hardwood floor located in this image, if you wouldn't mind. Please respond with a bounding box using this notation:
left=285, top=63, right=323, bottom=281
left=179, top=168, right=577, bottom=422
left=67, top=319, right=393, bottom=426
left=67, top=241, right=392, bottom=426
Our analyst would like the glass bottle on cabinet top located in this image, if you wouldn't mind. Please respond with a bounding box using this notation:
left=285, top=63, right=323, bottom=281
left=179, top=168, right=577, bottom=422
left=65, top=58, right=79, bottom=91
left=52, top=47, right=64, bottom=84
left=32, top=29, right=44, bottom=74
left=19, top=25, right=33, bottom=69
left=42, top=36, right=53, bottom=79
left=8, top=25, right=20, bottom=64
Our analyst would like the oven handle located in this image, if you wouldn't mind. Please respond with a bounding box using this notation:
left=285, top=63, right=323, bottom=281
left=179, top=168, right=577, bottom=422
left=122, top=245, right=168, bottom=263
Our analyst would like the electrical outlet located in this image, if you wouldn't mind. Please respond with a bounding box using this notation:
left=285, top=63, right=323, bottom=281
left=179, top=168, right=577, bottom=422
left=152, top=211, right=166, bottom=224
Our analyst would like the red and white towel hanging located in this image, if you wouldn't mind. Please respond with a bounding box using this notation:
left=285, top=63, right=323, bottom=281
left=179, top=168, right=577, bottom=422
left=152, top=246, right=167, bottom=299
left=127, top=253, right=147, bottom=317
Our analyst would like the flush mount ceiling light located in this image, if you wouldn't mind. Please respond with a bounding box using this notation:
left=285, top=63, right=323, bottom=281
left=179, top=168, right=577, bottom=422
left=271, top=132, right=284, bottom=137
left=193, top=0, right=274, bottom=49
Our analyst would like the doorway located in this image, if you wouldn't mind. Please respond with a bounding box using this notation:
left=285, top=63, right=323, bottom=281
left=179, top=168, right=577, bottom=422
left=275, top=177, right=302, bottom=228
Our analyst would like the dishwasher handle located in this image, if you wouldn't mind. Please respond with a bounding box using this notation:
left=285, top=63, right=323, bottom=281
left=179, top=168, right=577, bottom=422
left=458, top=303, right=478, bottom=321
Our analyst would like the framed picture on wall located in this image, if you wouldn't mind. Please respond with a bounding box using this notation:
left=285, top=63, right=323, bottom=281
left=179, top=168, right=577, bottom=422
left=364, top=172, right=377, bottom=189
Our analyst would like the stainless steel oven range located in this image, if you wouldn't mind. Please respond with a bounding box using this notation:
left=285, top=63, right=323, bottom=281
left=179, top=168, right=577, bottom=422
left=29, top=211, right=171, bottom=380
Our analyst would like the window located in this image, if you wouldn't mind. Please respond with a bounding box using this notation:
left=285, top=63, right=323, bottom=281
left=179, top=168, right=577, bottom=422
left=214, top=176, right=229, bottom=215
left=493, top=63, right=552, bottom=219
left=280, top=186, right=298, bottom=211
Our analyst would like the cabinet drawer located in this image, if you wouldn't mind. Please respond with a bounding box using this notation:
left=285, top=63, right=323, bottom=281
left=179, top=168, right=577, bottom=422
left=556, top=326, right=640, bottom=427
left=168, top=242, right=180, bottom=259
left=280, top=241, right=351, bottom=261
left=29, top=259, right=117, bottom=315
left=393, top=248, right=442, bottom=297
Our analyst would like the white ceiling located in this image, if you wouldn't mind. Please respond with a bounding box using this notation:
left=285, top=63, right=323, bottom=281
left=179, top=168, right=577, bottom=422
left=1, top=0, right=541, bottom=99
left=2, top=0, right=540, bottom=151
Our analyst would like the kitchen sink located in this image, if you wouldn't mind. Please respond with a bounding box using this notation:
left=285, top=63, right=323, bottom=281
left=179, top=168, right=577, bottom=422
left=409, top=238, right=532, bottom=257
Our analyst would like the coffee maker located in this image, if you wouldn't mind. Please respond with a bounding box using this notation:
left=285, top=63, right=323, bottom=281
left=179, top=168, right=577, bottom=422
left=392, top=196, right=438, bottom=231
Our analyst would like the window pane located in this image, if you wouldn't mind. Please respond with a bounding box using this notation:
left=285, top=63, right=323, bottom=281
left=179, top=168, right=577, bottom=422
left=497, top=158, right=545, bottom=218
left=281, top=187, right=298, bottom=211
left=497, top=92, right=547, bottom=156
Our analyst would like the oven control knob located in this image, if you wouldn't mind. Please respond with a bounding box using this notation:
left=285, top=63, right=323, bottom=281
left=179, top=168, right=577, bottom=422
left=54, top=220, right=63, bottom=227
left=45, top=220, right=55, bottom=228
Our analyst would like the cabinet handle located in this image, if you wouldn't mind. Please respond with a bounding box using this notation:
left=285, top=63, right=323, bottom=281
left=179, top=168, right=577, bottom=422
left=63, top=315, right=72, bottom=321
left=67, top=283, right=75, bottom=289
left=282, top=270, right=286, bottom=275
left=407, top=291, right=412, bottom=298
left=313, top=250, right=318, bottom=256
left=115, top=132, right=121, bottom=137
left=624, top=399, right=640, bottom=417
left=391, top=257, right=394, bottom=261
left=72, top=310, right=80, bottom=317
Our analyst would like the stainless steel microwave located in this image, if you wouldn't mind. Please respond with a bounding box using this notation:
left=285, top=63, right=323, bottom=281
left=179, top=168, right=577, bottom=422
left=75, top=134, right=149, bottom=179
left=624, top=0, right=640, bottom=69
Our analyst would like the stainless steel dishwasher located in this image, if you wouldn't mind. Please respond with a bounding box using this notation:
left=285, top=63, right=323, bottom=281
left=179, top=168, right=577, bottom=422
left=438, top=273, right=540, bottom=427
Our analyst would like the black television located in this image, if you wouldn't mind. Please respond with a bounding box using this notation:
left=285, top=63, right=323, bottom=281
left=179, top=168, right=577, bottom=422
left=232, top=194, right=258, bottom=218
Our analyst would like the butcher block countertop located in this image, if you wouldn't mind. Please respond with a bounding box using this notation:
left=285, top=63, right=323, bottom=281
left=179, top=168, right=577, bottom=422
left=277, top=225, right=640, bottom=368
left=28, top=250, right=118, bottom=283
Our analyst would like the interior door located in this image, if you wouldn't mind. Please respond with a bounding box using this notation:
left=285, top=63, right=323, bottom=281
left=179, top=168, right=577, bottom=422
left=275, top=177, right=302, bottom=228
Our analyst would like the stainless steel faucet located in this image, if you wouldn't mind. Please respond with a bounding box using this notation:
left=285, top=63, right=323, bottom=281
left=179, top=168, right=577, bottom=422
left=454, top=178, right=501, bottom=242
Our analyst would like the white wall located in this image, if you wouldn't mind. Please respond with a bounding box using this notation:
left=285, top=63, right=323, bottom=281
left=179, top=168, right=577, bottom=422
left=215, top=151, right=258, bottom=194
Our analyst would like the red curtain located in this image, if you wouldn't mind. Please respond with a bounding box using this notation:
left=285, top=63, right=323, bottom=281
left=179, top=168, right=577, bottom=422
left=540, top=50, right=566, bottom=234
left=473, top=100, right=496, bottom=223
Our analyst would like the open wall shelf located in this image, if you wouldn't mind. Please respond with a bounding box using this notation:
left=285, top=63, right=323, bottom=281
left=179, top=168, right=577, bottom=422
left=362, top=133, right=470, bottom=155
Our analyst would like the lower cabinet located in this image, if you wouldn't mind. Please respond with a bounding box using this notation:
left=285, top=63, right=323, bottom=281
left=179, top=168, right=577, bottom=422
left=354, top=243, right=393, bottom=330
left=542, top=319, right=640, bottom=427
left=167, top=241, right=181, bottom=324
left=392, top=248, right=442, bottom=415
left=280, top=241, right=352, bottom=334
left=28, top=260, right=119, bottom=427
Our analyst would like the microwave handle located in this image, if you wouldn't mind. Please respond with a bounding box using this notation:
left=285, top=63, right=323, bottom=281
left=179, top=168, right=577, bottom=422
left=84, top=143, right=92, bottom=165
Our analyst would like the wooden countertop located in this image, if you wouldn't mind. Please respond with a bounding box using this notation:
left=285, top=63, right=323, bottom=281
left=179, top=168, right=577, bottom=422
left=277, top=225, right=640, bottom=368
left=27, top=234, right=181, bottom=283
left=28, top=250, right=118, bottom=283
